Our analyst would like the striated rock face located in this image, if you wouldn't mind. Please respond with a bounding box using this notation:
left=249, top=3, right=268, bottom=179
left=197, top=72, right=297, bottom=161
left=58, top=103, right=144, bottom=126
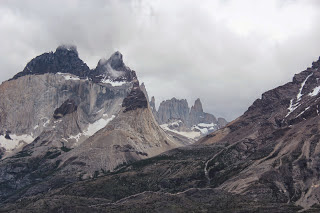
left=157, top=98, right=190, bottom=125
left=0, top=73, right=131, bottom=156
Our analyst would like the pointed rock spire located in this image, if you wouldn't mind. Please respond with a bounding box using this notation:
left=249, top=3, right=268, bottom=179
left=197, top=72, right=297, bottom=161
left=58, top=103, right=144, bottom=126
left=191, top=98, right=203, bottom=113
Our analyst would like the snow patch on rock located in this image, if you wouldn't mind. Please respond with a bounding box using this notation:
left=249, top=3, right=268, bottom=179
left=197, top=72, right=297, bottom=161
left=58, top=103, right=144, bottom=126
left=70, top=114, right=116, bottom=144
left=309, top=86, right=320, bottom=97
left=160, top=124, right=201, bottom=139
left=101, top=78, right=127, bottom=87
left=0, top=134, right=34, bottom=152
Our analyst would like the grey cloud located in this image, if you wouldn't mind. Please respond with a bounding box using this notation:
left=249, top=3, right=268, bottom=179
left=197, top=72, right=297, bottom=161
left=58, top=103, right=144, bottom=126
left=0, top=0, right=320, bottom=121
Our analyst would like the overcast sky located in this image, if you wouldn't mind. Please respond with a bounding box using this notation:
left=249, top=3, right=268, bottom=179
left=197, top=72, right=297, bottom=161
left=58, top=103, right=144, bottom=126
left=0, top=0, right=320, bottom=121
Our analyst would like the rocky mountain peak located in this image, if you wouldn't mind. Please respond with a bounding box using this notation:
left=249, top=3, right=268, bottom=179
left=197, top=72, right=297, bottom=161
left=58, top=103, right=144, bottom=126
left=55, top=45, right=79, bottom=57
left=10, top=45, right=90, bottom=80
left=191, top=98, right=203, bottom=112
left=92, top=51, right=136, bottom=83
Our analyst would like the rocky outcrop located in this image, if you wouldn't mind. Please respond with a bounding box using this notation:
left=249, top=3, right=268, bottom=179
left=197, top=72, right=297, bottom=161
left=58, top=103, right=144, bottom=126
left=122, top=85, right=148, bottom=112
left=53, top=99, right=78, bottom=119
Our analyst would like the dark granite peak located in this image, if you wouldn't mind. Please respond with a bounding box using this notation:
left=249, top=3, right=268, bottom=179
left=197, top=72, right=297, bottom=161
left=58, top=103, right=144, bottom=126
left=10, top=45, right=90, bottom=80
left=56, top=45, right=79, bottom=57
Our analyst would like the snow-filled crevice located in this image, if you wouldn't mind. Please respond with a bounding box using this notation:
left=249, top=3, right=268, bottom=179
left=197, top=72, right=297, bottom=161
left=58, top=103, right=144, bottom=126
left=286, top=73, right=313, bottom=117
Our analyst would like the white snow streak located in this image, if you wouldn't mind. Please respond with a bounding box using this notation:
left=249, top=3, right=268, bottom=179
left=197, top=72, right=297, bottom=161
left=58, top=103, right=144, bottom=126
left=297, top=73, right=313, bottom=100
left=286, top=73, right=313, bottom=117
left=296, top=106, right=310, bottom=118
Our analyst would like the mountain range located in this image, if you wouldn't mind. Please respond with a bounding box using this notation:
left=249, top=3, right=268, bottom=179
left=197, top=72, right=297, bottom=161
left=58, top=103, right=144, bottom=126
left=0, top=46, right=320, bottom=212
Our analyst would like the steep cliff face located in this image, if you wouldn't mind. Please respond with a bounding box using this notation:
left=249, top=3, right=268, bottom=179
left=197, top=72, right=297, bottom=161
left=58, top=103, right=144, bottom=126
left=0, top=46, right=181, bottom=202
left=0, top=67, right=131, bottom=157
left=157, top=98, right=190, bottom=125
